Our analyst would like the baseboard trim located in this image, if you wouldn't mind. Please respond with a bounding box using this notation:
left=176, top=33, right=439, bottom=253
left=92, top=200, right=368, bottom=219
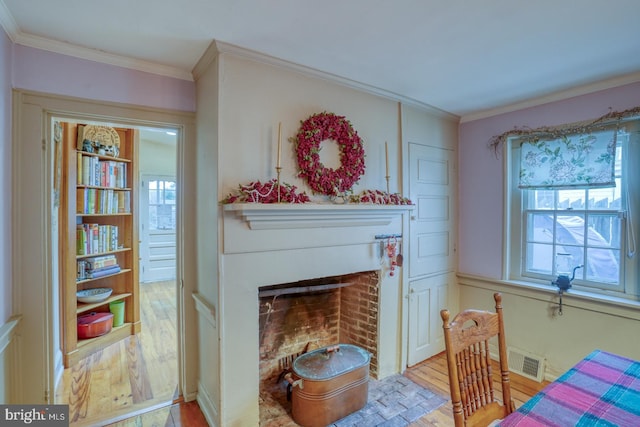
left=196, top=381, right=219, bottom=427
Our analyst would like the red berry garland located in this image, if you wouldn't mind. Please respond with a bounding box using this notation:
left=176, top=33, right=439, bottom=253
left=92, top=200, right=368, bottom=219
left=220, top=179, right=310, bottom=204
left=293, top=112, right=366, bottom=196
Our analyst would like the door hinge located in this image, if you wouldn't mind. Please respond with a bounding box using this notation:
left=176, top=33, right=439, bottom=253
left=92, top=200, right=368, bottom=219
left=44, top=390, right=49, bottom=402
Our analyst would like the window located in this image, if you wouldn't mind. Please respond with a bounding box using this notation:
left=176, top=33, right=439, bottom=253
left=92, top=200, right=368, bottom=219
left=147, top=179, right=177, bottom=230
left=508, top=121, right=639, bottom=299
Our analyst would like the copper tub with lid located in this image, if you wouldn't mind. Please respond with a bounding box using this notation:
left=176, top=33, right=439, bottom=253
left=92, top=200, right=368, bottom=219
left=287, top=344, right=370, bottom=427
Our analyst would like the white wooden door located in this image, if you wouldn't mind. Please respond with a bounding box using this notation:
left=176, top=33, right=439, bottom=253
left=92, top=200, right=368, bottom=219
left=407, top=143, right=455, bottom=365
left=408, top=143, right=456, bottom=278
left=140, top=176, right=177, bottom=282
left=407, top=273, right=454, bottom=365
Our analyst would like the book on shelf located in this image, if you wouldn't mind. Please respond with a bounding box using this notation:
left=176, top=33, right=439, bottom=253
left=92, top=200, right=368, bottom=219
left=77, top=152, right=83, bottom=184
left=76, top=224, right=119, bottom=255
left=76, top=188, right=130, bottom=215
left=77, top=154, right=127, bottom=188
left=86, top=254, right=118, bottom=269
left=77, top=262, right=121, bottom=281
left=87, top=265, right=121, bottom=279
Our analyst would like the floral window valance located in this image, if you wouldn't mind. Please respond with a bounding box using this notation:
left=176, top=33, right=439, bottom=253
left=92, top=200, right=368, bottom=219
left=518, top=128, right=617, bottom=189
left=487, top=105, right=640, bottom=190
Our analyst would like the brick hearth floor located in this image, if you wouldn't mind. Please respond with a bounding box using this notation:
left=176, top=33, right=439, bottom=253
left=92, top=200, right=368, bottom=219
left=260, top=374, right=447, bottom=427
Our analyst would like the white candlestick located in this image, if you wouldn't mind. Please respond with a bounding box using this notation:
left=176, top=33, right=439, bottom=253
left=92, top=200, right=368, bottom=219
left=385, top=141, right=389, bottom=177
left=277, top=122, right=282, bottom=169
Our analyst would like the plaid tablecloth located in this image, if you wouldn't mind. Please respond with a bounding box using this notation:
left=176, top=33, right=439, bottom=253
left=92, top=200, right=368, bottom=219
left=498, top=349, right=640, bottom=427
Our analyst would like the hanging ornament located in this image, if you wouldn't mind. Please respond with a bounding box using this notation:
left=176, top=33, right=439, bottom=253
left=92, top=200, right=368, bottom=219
left=386, top=237, right=398, bottom=277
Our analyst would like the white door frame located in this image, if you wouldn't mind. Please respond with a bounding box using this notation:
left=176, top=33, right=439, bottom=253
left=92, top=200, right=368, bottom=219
left=12, top=90, right=197, bottom=405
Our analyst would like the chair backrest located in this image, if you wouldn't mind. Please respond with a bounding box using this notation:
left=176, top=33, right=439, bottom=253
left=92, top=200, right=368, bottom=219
left=440, top=292, right=515, bottom=427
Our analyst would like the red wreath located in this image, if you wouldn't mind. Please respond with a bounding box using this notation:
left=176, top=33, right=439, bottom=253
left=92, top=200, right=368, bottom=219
left=293, top=112, right=366, bottom=196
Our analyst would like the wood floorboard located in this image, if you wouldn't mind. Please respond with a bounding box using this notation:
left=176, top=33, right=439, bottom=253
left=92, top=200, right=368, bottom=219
left=404, top=352, right=550, bottom=426
left=126, top=336, right=154, bottom=404
left=55, top=280, right=179, bottom=426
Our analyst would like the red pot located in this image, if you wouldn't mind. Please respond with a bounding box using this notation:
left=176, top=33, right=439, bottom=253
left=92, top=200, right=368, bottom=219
left=77, top=312, right=113, bottom=339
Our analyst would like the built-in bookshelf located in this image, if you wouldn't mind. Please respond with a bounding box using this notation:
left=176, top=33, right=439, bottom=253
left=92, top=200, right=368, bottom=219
left=60, top=122, right=140, bottom=368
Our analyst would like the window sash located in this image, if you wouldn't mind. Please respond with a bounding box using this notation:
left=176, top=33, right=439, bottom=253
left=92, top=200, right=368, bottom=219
left=522, top=208, right=623, bottom=290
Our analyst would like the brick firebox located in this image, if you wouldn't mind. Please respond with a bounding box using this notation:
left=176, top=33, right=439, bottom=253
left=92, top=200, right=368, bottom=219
left=258, top=270, right=380, bottom=386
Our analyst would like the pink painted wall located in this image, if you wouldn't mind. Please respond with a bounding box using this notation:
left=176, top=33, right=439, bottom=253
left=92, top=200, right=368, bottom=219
left=458, top=81, right=640, bottom=278
left=0, top=40, right=197, bottom=324
left=13, top=45, right=196, bottom=112
left=0, top=28, right=12, bottom=324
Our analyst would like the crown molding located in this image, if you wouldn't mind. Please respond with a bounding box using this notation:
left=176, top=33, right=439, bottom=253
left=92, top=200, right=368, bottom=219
left=213, top=40, right=459, bottom=121
left=0, top=0, right=193, bottom=82
left=460, top=71, right=640, bottom=124
left=191, top=39, right=220, bottom=82
left=0, top=0, right=18, bottom=42
left=14, top=32, right=193, bottom=81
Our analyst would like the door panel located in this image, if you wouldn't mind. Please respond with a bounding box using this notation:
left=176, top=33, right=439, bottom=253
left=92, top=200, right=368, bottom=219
left=147, top=230, right=177, bottom=282
left=407, top=143, right=455, bottom=365
left=407, top=273, right=451, bottom=366
left=409, top=144, right=455, bottom=278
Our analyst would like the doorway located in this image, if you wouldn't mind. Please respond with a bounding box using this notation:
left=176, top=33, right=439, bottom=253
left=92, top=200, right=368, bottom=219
left=54, top=122, right=180, bottom=424
left=139, top=127, right=178, bottom=284
left=11, top=90, right=197, bottom=420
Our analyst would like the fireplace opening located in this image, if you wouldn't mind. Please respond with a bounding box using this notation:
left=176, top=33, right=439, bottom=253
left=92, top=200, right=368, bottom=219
left=258, top=270, right=380, bottom=424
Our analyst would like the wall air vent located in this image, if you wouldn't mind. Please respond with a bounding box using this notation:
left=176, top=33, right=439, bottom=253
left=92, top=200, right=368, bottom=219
left=508, top=347, right=545, bottom=382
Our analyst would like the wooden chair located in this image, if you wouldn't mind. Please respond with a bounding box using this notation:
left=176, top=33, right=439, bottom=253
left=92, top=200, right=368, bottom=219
left=440, top=292, right=515, bottom=427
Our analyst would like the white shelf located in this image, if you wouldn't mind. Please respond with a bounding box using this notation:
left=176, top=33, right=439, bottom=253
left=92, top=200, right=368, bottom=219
left=223, top=203, right=414, bottom=230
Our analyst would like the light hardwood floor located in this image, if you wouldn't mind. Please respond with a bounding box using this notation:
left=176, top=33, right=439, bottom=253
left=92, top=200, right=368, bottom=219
left=55, top=280, right=180, bottom=426
left=405, top=352, right=550, bottom=426
left=109, top=351, right=549, bottom=427
left=56, top=280, right=548, bottom=426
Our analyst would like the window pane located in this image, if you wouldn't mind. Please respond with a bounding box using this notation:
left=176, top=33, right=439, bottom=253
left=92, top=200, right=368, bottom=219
left=148, top=205, right=158, bottom=230
left=165, top=189, right=176, bottom=205
left=556, top=215, right=585, bottom=246
left=149, top=188, right=158, bottom=205
left=527, top=213, right=554, bottom=243
left=587, top=180, right=621, bottom=210
left=588, top=214, right=620, bottom=249
left=554, top=247, right=584, bottom=277
left=557, top=189, right=586, bottom=210
left=585, top=247, right=619, bottom=284
left=157, top=205, right=173, bottom=230
left=526, top=242, right=553, bottom=275
left=530, top=190, right=555, bottom=210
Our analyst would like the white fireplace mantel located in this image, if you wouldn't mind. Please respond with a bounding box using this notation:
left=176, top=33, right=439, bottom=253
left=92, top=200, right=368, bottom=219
left=223, top=203, right=415, bottom=230
left=218, top=201, right=413, bottom=426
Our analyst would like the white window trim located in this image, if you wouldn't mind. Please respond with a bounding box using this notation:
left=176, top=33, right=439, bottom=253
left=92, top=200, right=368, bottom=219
left=503, top=122, right=640, bottom=302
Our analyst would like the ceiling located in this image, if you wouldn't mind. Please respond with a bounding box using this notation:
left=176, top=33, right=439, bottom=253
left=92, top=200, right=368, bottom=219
left=2, top=0, right=640, bottom=120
